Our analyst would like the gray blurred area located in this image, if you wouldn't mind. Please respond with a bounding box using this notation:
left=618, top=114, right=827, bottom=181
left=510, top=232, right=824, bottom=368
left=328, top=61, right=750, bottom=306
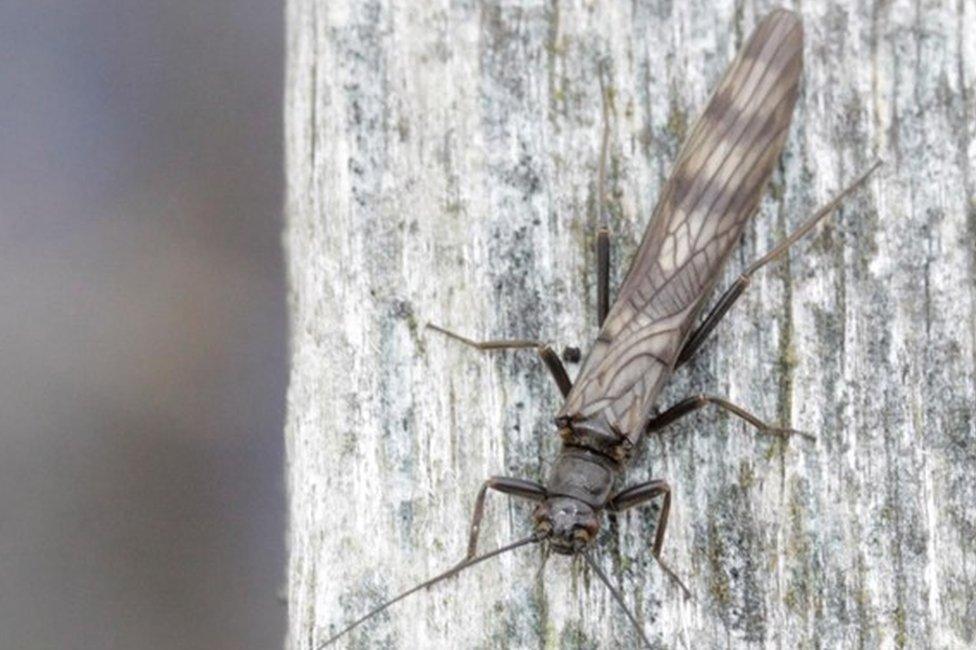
left=0, top=2, right=285, bottom=649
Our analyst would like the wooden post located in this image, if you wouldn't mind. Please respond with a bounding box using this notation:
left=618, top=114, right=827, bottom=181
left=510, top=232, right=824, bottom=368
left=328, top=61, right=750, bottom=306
left=285, top=2, right=975, bottom=647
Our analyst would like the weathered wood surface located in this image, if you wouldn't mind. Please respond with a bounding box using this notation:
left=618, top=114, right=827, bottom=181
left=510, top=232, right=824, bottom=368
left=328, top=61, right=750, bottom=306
left=284, top=2, right=975, bottom=648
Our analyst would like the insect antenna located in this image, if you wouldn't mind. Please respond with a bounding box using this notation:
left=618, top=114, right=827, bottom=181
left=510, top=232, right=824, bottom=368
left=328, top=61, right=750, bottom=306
left=534, top=541, right=551, bottom=584
left=582, top=551, right=653, bottom=650
left=319, top=533, right=542, bottom=648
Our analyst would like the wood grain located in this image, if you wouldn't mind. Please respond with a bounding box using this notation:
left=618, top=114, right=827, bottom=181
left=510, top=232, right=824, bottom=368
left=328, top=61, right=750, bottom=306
left=285, top=2, right=976, bottom=648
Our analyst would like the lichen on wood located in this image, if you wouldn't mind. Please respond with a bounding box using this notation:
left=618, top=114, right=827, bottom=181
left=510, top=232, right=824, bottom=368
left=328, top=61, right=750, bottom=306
left=285, top=1, right=976, bottom=648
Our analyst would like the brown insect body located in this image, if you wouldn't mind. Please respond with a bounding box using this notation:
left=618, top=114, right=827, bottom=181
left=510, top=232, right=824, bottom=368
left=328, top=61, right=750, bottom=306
left=535, top=446, right=614, bottom=555
left=539, top=8, right=803, bottom=554
left=324, top=9, right=880, bottom=648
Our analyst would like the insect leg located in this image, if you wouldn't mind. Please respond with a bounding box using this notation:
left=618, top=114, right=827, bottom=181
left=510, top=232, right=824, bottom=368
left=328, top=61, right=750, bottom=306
left=646, top=394, right=812, bottom=441
left=461, top=477, right=547, bottom=561
left=595, top=60, right=612, bottom=328
left=596, top=227, right=611, bottom=326
left=674, top=275, right=749, bottom=368
left=608, top=479, right=691, bottom=599
left=675, top=160, right=883, bottom=368
left=426, top=323, right=572, bottom=397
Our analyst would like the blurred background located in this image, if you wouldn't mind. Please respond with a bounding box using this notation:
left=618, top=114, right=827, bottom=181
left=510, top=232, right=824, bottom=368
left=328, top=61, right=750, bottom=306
left=0, top=3, right=285, bottom=649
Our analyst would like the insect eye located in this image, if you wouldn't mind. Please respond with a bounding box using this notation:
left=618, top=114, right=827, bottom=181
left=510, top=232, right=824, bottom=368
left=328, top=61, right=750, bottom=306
left=578, top=516, right=599, bottom=538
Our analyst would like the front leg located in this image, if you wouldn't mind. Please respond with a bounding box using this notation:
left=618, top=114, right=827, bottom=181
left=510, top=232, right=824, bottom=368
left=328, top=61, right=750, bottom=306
left=461, top=476, right=547, bottom=561
left=609, top=479, right=690, bottom=599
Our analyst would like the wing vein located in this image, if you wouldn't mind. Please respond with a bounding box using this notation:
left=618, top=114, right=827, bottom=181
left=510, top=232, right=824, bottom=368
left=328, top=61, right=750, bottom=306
left=559, top=10, right=803, bottom=442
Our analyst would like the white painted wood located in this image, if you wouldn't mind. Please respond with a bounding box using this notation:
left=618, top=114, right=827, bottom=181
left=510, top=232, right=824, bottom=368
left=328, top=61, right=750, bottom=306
left=285, top=2, right=976, bottom=647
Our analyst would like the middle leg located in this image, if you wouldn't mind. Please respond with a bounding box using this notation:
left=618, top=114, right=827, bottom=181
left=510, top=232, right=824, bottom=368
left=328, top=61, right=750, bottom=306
left=426, top=323, right=573, bottom=397
left=646, top=394, right=812, bottom=441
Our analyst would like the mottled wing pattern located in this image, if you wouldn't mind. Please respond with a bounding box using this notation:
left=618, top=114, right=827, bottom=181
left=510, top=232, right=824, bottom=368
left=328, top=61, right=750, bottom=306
left=559, top=10, right=803, bottom=443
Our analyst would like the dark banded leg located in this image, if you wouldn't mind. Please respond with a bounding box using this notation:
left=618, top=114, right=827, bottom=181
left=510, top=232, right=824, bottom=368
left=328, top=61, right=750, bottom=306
left=461, top=477, right=547, bottom=562
left=596, top=228, right=610, bottom=327
left=608, top=479, right=690, bottom=599
left=595, top=61, right=612, bottom=330
left=646, top=394, right=812, bottom=441
left=675, top=160, right=883, bottom=368
left=426, top=323, right=573, bottom=397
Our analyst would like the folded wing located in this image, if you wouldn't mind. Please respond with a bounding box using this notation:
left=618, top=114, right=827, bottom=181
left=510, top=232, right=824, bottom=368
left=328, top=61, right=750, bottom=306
left=559, top=10, right=803, bottom=443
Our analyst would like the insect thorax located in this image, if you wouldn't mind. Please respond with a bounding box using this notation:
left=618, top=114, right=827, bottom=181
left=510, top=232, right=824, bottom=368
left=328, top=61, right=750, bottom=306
left=536, top=446, right=619, bottom=553
left=556, top=413, right=635, bottom=463
left=544, top=445, right=618, bottom=507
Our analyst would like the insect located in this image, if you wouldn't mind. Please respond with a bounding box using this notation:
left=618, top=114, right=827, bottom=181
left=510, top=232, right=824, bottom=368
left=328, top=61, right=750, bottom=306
left=323, top=8, right=879, bottom=648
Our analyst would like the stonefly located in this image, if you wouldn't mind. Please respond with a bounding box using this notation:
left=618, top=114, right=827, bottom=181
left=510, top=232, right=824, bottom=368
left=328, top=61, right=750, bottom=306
left=322, top=8, right=879, bottom=648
